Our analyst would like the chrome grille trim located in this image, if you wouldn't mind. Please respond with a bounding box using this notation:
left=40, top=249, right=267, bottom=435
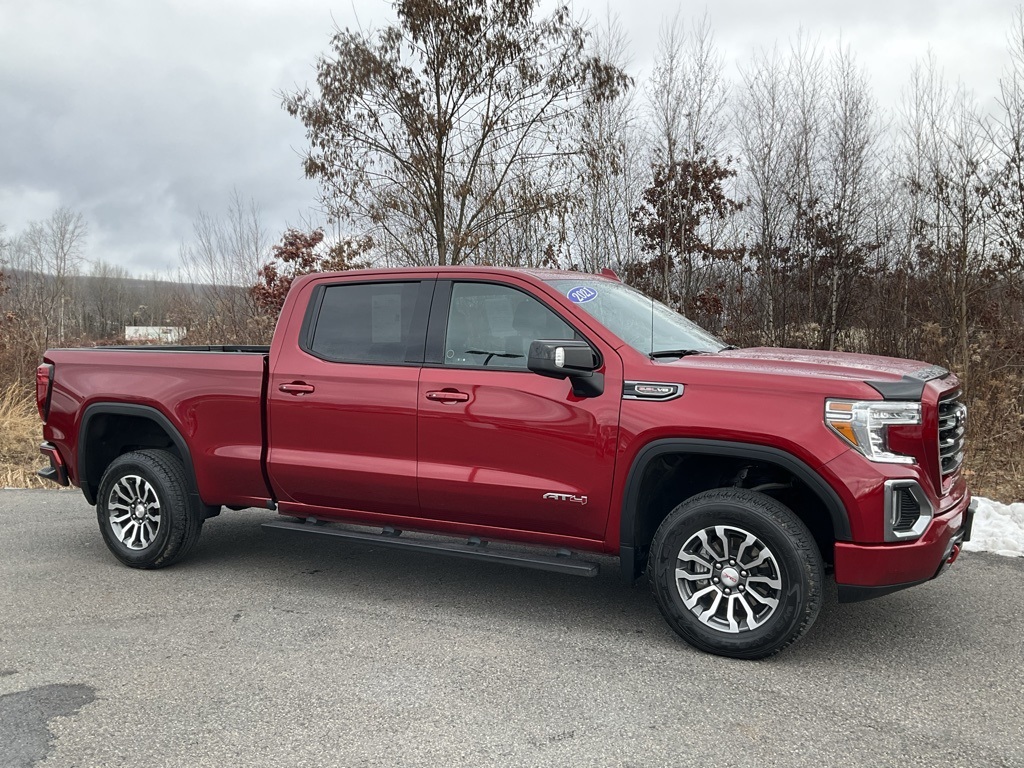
left=938, top=393, right=967, bottom=478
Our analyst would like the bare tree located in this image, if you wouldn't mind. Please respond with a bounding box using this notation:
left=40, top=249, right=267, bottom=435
left=282, top=0, right=628, bottom=267
left=6, top=209, right=86, bottom=342
left=176, top=192, right=269, bottom=343
left=990, top=8, right=1024, bottom=284
left=0, top=222, right=8, bottom=302
left=564, top=12, right=640, bottom=274
left=83, top=260, right=133, bottom=340
left=634, top=13, right=736, bottom=310
left=24, top=208, right=87, bottom=347
left=0, top=209, right=86, bottom=382
left=899, top=55, right=994, bottom=378
left=734, top=45, right=795, bottom=343
left=944, top=89, right=995, bottom=379
left=780, top=33, right=825, bottom=339
left=815, top=44, right=883, bottom=350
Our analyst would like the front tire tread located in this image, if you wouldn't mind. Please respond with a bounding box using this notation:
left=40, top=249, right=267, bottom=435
left=647, top=488, right=824, bottom=659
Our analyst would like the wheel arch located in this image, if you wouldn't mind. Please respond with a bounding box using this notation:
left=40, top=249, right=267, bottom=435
left=78, top=403, right=202, bottom=508
left=619, top=438, right=851, bottom=583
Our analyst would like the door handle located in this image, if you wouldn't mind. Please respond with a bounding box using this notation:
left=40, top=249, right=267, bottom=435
left=279, top=382, right=315, bottom=395
left=425, top=390, right=469, bottom=403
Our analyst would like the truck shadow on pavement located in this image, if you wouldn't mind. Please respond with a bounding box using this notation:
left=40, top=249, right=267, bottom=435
left=172, top=509, right=989, bottom=665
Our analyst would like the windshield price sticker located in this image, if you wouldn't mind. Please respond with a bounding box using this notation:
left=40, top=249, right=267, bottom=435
left=568, top=286, right=598, bottom=303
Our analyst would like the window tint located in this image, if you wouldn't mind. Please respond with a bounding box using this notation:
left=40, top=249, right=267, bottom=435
left=309, top=281, right=421, bottom=363
left=444, top=282, right=575, bottom=369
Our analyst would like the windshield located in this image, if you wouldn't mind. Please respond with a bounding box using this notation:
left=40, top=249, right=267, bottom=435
left=546, top=278, right=727, bottom=356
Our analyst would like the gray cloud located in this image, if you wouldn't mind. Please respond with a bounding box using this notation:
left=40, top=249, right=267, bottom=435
left=0, top=0, right=1016, bottom=274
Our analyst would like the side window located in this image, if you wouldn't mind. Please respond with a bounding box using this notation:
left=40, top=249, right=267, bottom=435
left=308, top=281, right=421, bottom=364
left=445, top=282, right=575, bottom=369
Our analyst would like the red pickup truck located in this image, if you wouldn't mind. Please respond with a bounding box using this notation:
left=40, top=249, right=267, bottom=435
left=37, top=267, right=974, bottom=658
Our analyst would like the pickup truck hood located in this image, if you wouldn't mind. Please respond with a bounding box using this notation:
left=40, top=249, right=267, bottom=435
left=665, top=347, right=951, bottom=397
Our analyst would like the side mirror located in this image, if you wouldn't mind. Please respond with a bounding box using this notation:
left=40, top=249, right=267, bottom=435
left=527, top=340, right=603, bottom=397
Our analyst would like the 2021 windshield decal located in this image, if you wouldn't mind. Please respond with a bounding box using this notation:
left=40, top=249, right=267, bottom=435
left=567, top=286, right=597, bottom=304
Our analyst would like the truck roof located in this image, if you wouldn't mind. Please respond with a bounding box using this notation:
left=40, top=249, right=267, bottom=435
left=293, top=266, right=620, bottom=282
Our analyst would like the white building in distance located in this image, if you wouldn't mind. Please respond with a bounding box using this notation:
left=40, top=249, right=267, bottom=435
left=125, top=326, right=186, bottom=343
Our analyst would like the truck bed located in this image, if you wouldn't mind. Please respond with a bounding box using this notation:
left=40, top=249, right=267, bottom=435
left=43, top=346, right=271, bottom=508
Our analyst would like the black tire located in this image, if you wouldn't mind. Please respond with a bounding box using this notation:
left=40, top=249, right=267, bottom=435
left=647, top=488, right=824, bottom=659
left=96, top=449, right=204, bottom=569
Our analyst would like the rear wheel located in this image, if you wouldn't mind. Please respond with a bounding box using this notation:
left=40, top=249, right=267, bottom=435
left=96, top=449, right=203, bottom=569
left=648, top=488, right=824, bottom=659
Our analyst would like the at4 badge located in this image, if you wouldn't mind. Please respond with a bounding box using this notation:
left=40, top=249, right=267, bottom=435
left=542, top=492, right=588, bottom=505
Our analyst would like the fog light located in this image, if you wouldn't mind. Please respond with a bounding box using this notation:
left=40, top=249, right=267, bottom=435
left=884, top=480, right=933, bottom=542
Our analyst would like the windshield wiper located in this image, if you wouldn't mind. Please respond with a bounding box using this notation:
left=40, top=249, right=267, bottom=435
left=466, top=349, right=523, bottom=366
left=649, top=349, right=711, bottom=359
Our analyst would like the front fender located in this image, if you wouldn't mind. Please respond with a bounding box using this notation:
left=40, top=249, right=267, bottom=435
left=617, top=437, right=851, bottom=583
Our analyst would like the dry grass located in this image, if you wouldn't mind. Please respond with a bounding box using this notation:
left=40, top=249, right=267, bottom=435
left=0, top=383, right=49, bottom=489
left=959, top=364, right=1024, bottom=505
left=965, top=448, right=1024, bottom=505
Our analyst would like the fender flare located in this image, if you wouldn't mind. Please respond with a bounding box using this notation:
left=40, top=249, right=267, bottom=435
left=619, top=438, right=851, bottom=582
left=77, top=402, right=202, bottom=507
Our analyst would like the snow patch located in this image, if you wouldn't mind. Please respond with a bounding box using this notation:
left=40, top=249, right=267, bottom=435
left=964, top=497, right=1024, bottom=558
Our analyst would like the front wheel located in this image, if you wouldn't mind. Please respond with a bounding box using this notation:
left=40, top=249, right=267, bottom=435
left=647, top=488, right=824, bottom=659
left=96, top=449, right=204, bottom=569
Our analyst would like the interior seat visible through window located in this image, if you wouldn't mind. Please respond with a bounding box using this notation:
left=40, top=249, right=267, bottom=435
left=444, top=282, right=575, bottom=369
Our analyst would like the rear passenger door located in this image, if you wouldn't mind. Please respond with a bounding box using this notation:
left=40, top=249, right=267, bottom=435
left=266, top=277, right=433, bottom=519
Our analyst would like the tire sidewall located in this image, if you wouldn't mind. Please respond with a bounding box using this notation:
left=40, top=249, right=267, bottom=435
left=96, top=453, right=178, bottom=568
left=650, top=494, right=817, bottom=658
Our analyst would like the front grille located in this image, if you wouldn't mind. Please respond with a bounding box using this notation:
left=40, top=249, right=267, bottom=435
left=938, top=393, right=967, bottom=479
left=892, top=487, right=921, bottom=532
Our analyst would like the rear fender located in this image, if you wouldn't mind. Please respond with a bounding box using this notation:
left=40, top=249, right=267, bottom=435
left=78, top=403, right=202, bottom=508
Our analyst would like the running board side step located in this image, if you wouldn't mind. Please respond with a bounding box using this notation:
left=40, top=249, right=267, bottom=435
left=261, top=519, right=599, bottom=577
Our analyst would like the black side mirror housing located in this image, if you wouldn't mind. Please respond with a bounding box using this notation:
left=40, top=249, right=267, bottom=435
left=527, top=340, right=603, bottom=397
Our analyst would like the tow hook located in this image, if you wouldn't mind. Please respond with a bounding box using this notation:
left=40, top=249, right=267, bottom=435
left=935, top=538, right=963, bottom=578
left=946, top=543, right=961, bottom=565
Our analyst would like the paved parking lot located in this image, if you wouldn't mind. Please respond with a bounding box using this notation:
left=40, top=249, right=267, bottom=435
left=1, top=489, right=1022, bottom=767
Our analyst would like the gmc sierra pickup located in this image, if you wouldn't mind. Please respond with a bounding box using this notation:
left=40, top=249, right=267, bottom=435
left=37, top=267, right=975, bottom=658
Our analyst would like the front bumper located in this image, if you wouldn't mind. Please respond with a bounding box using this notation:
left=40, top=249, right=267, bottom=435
left=835, top=494, right=976, bottom=603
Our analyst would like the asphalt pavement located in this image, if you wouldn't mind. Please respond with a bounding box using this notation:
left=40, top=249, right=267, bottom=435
left=1, top=489, right=1022, bottom=767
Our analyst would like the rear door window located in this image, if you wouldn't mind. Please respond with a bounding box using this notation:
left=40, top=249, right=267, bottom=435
left=306, top=281, right=425, bottom=364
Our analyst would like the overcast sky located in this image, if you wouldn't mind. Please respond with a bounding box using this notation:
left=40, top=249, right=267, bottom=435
left=0, top=0, right=1017, bottom=276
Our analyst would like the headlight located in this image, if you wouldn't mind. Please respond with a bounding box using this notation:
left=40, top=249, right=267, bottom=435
left=825, top=399, right=921, bottom=464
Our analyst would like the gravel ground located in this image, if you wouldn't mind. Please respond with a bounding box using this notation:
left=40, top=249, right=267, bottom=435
left=1, top=489, right=1022, bottom=768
